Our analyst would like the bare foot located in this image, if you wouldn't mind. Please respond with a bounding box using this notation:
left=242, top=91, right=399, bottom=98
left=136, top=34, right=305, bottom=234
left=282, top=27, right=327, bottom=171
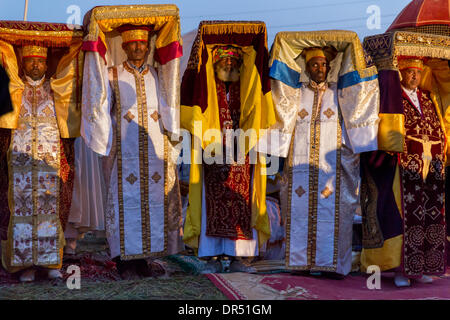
left=20, top=269, right=36, bottom=282
left=47, top=269, right=63, bottom=280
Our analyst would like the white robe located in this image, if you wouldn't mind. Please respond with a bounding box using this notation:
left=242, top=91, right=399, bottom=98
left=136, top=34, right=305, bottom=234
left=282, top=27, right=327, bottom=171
left=284, top=82, right=359, bottom=275
left=103, top=62, right=169, bottom=260
left=64, top=137, right=106, bottom=239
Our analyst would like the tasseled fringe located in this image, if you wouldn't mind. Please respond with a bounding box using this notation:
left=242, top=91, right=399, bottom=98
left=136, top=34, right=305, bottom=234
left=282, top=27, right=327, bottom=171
left=189, top=22, right=268, bottom=72
left=0, top=21, right=81, bottom=32
left=395, top=46, right=450, bottom=62
left=357, top=65, right=378, bottom=79
left=87, top=13, right=178, bottom=39
left=0, top=34, right=82, bottom=48
left=271, top=30, right=370, bottom=76
left=200, top=22, right=267, bottom=36
left=275, top=30, right=359, bottom=45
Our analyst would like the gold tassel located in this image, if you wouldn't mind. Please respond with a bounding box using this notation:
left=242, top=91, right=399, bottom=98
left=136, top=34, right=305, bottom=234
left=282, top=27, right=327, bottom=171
left=201, top=22, right=267, bottom=37
left=0, top=28, right=82, bottom=48
left=395, top=46, right=450, bottom=63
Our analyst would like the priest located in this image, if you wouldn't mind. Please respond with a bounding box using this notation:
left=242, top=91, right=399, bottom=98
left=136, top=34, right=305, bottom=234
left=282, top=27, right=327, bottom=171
left=81, top=5, right=184, bottom=279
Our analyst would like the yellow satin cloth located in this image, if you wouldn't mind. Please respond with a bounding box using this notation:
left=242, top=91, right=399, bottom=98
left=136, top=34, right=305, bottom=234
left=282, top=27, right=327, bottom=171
left=360, top=165, right=403, bottom=272
left=0, top=35, right=83, bottom=138
left=181, top=43, right=276, bottom=250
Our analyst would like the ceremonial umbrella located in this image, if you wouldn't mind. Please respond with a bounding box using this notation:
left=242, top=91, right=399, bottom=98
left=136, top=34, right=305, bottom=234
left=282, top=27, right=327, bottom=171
left=387, top=0, right=450, bottom=31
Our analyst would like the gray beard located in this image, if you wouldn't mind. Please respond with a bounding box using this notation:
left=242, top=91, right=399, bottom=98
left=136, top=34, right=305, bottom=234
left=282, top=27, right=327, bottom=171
left=216, top=68, right=240, bottom=82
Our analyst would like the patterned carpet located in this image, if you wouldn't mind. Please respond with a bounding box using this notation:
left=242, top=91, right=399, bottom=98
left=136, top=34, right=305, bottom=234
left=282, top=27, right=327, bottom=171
left=206, top=268, right=450, bottom=300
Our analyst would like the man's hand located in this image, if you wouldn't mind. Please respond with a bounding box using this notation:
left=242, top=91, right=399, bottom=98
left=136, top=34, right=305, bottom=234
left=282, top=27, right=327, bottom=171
left=179, top=181, right=189, bottom=197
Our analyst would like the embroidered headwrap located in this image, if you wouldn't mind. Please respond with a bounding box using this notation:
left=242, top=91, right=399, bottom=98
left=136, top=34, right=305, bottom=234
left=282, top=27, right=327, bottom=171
left=301, top=46, right=337, bottom=63
left=212, top=45, right=243, bottom=64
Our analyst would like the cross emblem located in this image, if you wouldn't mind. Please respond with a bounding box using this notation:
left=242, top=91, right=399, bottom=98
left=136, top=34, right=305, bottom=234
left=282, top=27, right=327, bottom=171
left=298, top=109, right=309, bottom=120
left=152, top=172, right=162, bottom=183
left=151, top=111, right=161, bottom=122
left=41, top=105, right=54, bottom=117
left=123, top=111, right=135, bottom=123
left=321, top=186, right=333, bottom=198
left=295, top=186, right=306, bottom=198
left=126, top=173, right=138, bottom=185
left=413, top=125, right=421, bottom=135
left=323, top=108, right=335, bottom=119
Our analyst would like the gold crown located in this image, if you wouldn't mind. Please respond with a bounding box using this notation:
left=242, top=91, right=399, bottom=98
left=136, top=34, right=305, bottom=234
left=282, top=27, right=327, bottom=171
left=121, top=29, right=149, bottom=44
left=398, top=58, right=424, bottom=71
left=22, top=45, right=47, bottom=59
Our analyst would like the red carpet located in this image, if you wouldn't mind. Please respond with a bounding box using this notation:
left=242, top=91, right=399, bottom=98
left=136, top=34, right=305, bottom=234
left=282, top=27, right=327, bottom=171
left=206, top=268, right=450, bottom=300
left=0, top=253, right=120, bottom=285
left=62, top=253, right=121, bottom=282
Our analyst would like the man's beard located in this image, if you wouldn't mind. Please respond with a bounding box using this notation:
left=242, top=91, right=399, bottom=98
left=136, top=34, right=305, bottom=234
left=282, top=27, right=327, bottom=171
left=28, top=70, right=45, bottom=81
left=216, top=67, right=240, bottom=82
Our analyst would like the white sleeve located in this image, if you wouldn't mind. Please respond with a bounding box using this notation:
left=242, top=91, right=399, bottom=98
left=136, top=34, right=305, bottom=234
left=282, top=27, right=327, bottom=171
left=80, top=51, right=113, bottom=156
left=256, top=79, right=300, bottom=157
left=338, top=76, right=380, bottom=154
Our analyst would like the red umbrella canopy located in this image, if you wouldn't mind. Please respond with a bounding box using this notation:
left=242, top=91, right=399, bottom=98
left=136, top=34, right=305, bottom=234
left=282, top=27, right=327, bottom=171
left=387, top=0, right=450, bottom=31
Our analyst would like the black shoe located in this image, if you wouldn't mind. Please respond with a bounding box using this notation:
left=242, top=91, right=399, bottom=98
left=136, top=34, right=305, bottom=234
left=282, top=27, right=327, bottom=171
left=114, top=258, right=141, bottom=280
left=200, top=257, right=223, bottom=274
left=322, top=271, right=345, bottom=280
left=290, top=270, right=311, bottom=277
left=229, top=259, right=255, bottom=273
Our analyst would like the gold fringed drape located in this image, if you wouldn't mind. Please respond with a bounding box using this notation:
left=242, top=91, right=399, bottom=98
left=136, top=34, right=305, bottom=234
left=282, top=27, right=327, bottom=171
left=0, top=40, right=24, bottom=129
left=51, top=40, right=83, bottom=138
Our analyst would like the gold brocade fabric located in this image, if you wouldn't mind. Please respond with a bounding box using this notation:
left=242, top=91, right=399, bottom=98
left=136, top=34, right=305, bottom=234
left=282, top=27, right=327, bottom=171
left=363, top=32, right=450, bottom=158
left=84, top=5, right=181, bottom=51
left=269, top=30, right=376, bottom=79
left=364, top=32, right=450, bottom=72
left=2, top=77, right=64, bottom=272
left=81, top=5, right=182, bottom=155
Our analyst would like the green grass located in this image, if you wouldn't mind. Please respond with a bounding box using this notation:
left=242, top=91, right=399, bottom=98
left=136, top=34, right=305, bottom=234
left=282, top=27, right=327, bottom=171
left=0, top=233, right=227, bottom=300
left=0, top=274, right=226, bottom=300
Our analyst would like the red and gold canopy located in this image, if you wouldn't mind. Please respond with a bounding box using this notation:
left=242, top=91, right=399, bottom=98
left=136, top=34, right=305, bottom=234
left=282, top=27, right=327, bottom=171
left=82, top=4, right=182, bottom=65
left=387, top=0, right=450, bottom=35
left=0, top=20, right=84, bottom=138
